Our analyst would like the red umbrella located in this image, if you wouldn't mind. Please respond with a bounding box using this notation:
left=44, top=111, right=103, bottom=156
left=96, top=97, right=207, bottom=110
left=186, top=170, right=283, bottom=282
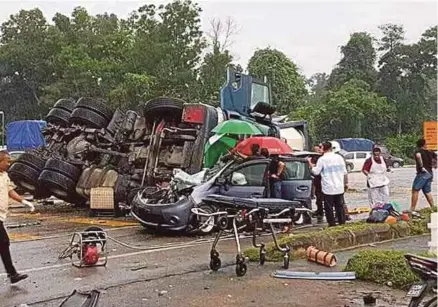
left=235, top=136, right=293, bottom=155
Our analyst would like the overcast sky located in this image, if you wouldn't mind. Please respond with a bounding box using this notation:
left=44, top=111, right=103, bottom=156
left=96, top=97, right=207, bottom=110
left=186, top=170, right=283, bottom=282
left=0, top=0, right=436, bottom=77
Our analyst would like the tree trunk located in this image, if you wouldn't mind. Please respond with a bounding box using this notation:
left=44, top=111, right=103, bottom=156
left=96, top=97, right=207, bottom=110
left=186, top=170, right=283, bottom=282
left=397, top=117, right=402, bottom=136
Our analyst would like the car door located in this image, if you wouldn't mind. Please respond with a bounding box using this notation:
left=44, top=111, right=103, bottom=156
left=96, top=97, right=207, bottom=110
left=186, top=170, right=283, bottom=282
left=354, top=152, right=368, bottom=171
left=280, top=159, right=312, bottom=204
left=344, top=152, right=355, bottom=171
left=218, top=161, right=269, bottom=198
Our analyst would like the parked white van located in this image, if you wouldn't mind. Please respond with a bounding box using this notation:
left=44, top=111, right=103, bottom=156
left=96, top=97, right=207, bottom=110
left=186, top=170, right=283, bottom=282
left=342, top=151, right=372, bottom=172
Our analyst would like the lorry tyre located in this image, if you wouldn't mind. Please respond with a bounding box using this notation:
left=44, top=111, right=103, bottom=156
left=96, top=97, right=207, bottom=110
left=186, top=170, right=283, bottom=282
left=70, top=108, right=109, bottom=129
left=53, top=98, right=76, bottom=113
left=16, top=153, right=47, bottom=171
left=38, top=170, right=77, bottom=201
left=46, top=108, right=71, bottom=127
left=143, top=97, right=184, bottom=122
left=44, top=158, right=82, bottom=182
left=8, top=162, right=41, bottom=192
left=75, top=97, right=114, bottom=121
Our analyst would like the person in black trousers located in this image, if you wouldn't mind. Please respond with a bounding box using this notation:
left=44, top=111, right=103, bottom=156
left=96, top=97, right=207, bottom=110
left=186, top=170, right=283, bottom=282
left=0, top=151, right=35, bottom=284
left=311, top=145, right=324, bottom=223
left=308, top=142, right=348, bottom=227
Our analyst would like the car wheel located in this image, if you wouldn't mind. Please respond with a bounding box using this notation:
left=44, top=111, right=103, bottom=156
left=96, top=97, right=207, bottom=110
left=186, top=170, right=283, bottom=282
left=8, top=162, right=41, bottom=192
left=346, top=163, right=353, bottom=173
left=44, top=158, right=82, bottom=181
left=46, top=108, right=72, bottom=127
left=70, top=107, right=109, bottom=129
left=75, top=97, right=114, bottom=121
left=143, top=97, right=184, bottom=122
left=38, top=170, right=79, bottom=203
left=194, top=203, right=216, bottom=235
left=392, top=161, right=401, bottom=168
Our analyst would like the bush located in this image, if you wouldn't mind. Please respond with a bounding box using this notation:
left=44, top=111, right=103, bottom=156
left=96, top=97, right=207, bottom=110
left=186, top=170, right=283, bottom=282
left=385, top=133, right=422, bottom=163
left=344, top=250, right=420, bottom=289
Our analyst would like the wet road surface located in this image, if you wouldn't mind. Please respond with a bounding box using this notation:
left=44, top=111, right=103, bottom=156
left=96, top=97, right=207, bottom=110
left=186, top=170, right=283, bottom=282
left=0, top=168, right=435, bottom=306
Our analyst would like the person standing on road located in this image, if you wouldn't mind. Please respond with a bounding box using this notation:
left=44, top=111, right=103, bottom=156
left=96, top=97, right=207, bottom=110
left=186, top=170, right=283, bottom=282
left=311, top=144, right=324, bottom=223
left=269, top=153, right=285, bottom=198
left=410, top=139, right=437, bottom=215
left=308, top=142, right=348, bottom=227
left=362, top=147, right=390, bottom=207
left=0, top=151, right=35, bottom=284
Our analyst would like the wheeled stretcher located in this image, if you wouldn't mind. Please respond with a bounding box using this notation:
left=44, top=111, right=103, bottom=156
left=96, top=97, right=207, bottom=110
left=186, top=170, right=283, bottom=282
left=191, top=195, right=313, bottom=276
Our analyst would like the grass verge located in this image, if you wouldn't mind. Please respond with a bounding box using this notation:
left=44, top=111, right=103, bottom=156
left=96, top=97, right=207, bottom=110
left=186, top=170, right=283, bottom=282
left=244, top=207, right=436, bottom=262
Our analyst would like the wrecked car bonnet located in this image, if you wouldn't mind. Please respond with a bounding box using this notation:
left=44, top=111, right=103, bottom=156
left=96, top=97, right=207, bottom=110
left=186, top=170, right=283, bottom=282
left=191, top=161, right=233, bottom=205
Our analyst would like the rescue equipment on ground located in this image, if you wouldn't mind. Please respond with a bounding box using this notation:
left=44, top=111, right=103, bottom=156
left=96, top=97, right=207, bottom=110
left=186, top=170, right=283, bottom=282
left=191, top=195, right=313, bottom=277
left=306, top=246, right=337, bottom=267
left=59, top=226, right=108, bottom=268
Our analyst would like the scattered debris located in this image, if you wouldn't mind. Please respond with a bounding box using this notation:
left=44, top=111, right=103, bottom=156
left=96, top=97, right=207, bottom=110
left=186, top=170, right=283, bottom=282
left=158, top=290, right=168, bottom=296
left=59, top=290, right=100, bottom=307
left=363, top=294, right=377, bottom=305
left=5, top=221, right=41, bottom=229
left=131, top=265, right=148, bottom=271
left=227, top=295, right=232, bottom=298
left=273, top=271, right=356, bottom=280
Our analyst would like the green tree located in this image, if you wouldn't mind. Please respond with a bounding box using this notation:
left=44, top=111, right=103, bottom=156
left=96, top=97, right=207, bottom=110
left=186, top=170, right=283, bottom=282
left=377, top=24, right=437, bottom=134
left=247, top=48, right=307, bottom=115
left=328, top=32, right=377, bottom=89
left=306, top=72, right=329, bottom=104
left=198, top=17, right=237, bottom=105
left=294, top=79, right=392, bottom=141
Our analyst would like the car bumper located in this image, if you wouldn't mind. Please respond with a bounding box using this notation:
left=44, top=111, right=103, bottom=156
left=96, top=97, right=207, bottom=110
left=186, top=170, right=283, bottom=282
left=130, top=194, right=194, bottom=232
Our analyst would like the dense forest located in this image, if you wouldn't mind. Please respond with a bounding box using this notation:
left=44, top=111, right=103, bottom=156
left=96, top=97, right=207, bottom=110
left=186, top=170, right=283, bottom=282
left=0, top=0, right=436, bottom=158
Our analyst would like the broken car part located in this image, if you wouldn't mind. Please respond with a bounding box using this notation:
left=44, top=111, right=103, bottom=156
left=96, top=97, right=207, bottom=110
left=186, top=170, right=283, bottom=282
left=272, top=271, right=356, bottom=281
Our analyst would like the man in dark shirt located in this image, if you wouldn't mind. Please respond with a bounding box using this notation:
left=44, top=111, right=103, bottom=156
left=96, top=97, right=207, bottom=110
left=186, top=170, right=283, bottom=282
left=411, top=139, right=437, bottom=215
left=269, top=154, right=285, bottom=198
left=311, top=145, right=324, bottom=223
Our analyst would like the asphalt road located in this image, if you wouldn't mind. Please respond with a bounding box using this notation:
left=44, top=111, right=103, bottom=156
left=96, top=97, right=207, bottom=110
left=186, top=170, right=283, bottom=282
left=0, top=167, right=435, bottom=307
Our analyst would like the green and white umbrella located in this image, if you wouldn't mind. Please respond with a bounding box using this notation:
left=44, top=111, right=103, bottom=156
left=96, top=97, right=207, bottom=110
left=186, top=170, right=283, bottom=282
left=203, top=134, right=238, bottom=168
left=211, top=119, right=263, bottom=135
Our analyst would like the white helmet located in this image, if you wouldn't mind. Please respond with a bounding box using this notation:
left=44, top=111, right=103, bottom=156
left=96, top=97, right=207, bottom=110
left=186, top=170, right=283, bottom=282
left=330, top=141, right=341, bottom=153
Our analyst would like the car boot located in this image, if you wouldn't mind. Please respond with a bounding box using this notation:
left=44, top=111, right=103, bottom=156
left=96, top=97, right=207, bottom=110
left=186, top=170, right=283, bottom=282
left=10, top=273, right=28, bottom=284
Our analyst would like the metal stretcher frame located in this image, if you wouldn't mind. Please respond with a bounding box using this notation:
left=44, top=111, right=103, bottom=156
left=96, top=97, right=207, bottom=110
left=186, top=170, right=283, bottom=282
left=191, top=200, right=313, bottom=277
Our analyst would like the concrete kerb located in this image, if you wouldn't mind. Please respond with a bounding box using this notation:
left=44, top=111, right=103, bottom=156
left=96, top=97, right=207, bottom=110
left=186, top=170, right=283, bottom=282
left=244, top=210, right=434, bottom=262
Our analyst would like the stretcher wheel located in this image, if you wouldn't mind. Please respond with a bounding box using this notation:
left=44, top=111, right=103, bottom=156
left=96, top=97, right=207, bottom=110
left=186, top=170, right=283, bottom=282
left=283, top=254, right=290, bottom=269
left=210, top=257, right=221, bottom=271
left=235, top=262, right=247, bottom=277
left=217, top=216, right=228, bottom=230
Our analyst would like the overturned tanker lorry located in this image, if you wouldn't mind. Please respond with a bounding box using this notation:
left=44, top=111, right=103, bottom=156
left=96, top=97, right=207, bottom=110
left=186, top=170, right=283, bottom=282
left=8, top=69, right=308, bottom=213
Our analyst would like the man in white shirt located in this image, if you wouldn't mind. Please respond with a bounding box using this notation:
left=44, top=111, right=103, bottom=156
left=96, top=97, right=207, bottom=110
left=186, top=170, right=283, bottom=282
left=308, top=142, right=348, bottom=226
left=0, top=151, right=35, bottom=284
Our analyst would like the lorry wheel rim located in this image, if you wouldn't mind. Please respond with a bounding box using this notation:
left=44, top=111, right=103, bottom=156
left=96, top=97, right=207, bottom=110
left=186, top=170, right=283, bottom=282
left=20, top=181, right=36, bottom=191
left=50, top=188, right=68, bottom=198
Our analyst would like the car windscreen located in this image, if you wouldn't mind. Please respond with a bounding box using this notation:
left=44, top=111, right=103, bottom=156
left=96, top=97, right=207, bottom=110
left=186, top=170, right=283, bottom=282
left=282, top=160, right=311, bottom=180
